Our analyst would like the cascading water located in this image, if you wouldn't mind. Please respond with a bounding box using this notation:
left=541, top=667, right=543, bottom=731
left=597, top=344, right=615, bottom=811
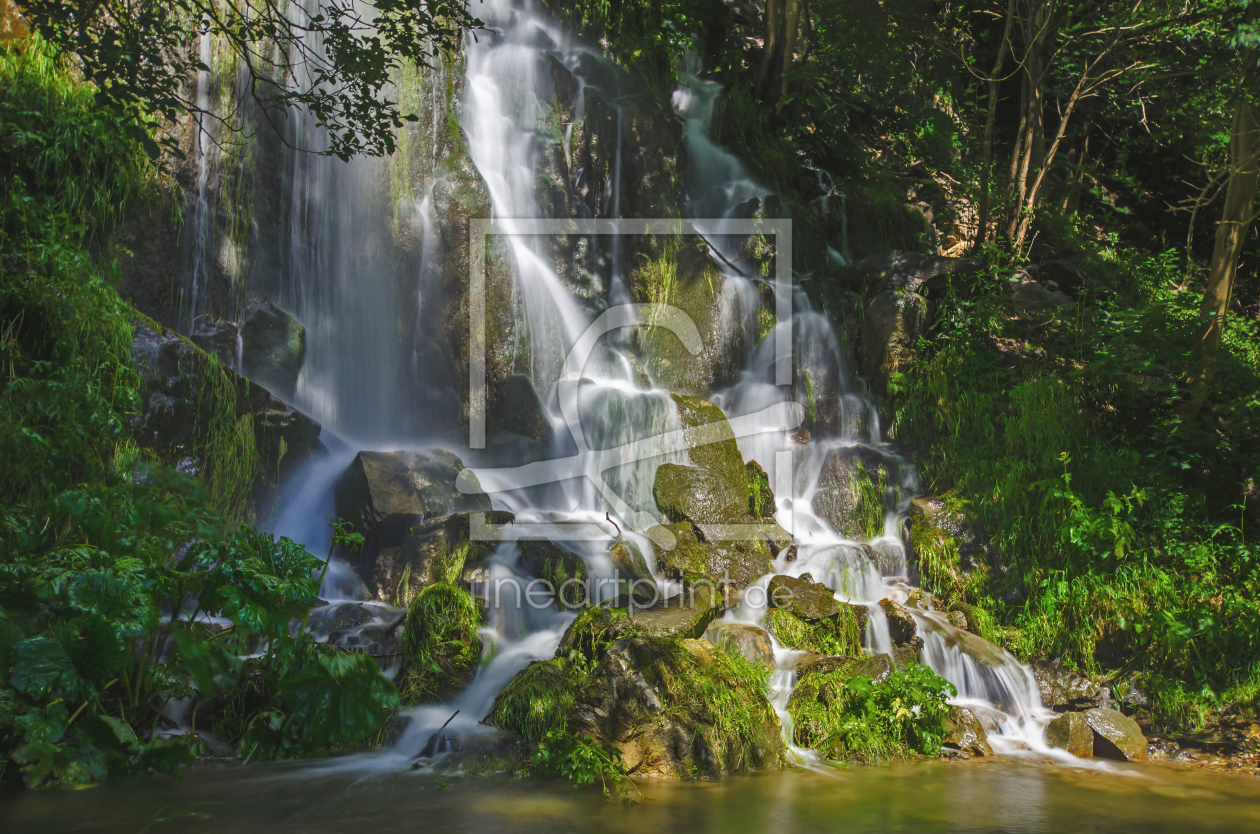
left=267, top=0, right=1074, bottom=769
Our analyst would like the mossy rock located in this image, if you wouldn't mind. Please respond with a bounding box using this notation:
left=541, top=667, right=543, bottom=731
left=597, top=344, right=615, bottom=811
left=650, top=521, right=771, bottom=592
left=810, top=446, right=888, bottom=540
left=362, top=510, right=512, bottom=606
left=746, top=459, right=774, bottom=518
left=762, top=606, right=863, bottom=657
left=652, top=394, right=750, bottom=525
left=767, top=574, right=841, bottom=620
left=556, top=606, right=640, bottom=664
left=568, top=635, right=784, bottom=778
left=942, top=706, right=992, bottom=757
left=240, top=302, right=305, bottom=400
left=787, top=653, right=902, bottom=762
left=490, top=658, right=575, bottom=744
left=878, top=598, right=919, bottom=646
left=395, top=583, right=484, bottom=705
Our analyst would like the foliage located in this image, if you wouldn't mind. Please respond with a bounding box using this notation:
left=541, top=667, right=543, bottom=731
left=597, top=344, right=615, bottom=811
left=0, top=44, right=396, bottom=788
left=19, top=0, right=483, bottom=160
left=531, top=729, right=634, bottom=801
left=890, top=265, right=1260, bottom=728
left=789, top=662, right=956, bottom=763
left=393, top=582, right=484, bottom=705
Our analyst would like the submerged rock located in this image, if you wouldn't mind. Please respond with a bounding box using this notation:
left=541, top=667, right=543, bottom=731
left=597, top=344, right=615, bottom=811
left=568, top=636, right=784, bottom=778
left=943, top=706, right=993, bottom=757
left=240, top=302, right=306, bottom=400
left=703, top=622, right=775, bottom=670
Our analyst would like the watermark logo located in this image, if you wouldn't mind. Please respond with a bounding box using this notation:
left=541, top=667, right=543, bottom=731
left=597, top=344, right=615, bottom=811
left=459, top=218, right=799, bottom=547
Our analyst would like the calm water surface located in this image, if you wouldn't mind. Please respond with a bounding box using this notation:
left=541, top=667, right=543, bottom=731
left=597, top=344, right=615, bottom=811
left=5, top=759, right=1260, bottom=833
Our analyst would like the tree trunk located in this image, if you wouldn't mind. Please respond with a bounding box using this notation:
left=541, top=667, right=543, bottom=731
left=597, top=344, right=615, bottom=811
left=777, top=0, right=803, bottom=107
left=757, top=0, right=784, bottom=101
left=1184, top=98, right=1260, bottom=412
left=975, top=0, right=1018, bottom=251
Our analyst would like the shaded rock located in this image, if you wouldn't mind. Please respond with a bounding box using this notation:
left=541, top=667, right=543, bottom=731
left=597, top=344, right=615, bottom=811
left=879, top=598, right=918, bottom=646
left=334, top=450, right=491, bottom=539
left=746, top=459, right=775, bottom=518
left=1009, top=279, right=1074, bottom=315
left=240, top=302, right=306, bottom=400
left=892, top=636, right=924, bottom=669
left=492, top=373, right=552, bottom=445
left=130, top=320, right=323, bottom=520
left=360, top=510, right=511, bottom=605
left=943, top=706, right=993, bottom=757
left=190, top=320, right=240, bottom=366
left=568, top=636, right=784, bottom=778
left=1083, top=708, right=1148, bottom=761
left=1031, top=659, right=1101, bottom=711
left=796, top=653, right=895, bottom=684
left=811, top=446, right=888, bottom=539
left=1046, top=711, right=1093, bottom=758
left=768, top=574, right=841, bottom=620
left=650, top=521, right=771, bottom=593
left=703, top=622, right=775, bottom=670
left=609, top=538, right=657, bottom=601
left=518, top=540, right=588, bottom=607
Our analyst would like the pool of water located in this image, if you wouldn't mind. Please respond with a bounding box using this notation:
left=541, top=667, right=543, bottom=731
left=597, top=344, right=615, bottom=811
left=5, top=759, right=1260, bottom=833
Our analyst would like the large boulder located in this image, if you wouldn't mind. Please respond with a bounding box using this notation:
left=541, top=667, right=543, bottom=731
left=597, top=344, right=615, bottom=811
left=623, top=585, right=722, bottom=639
left=361, top=510, right=512, bottom=605
left=650, top=521, right=771, bottom=592
left=653, top=394, right=750, bottom=525
left=1046, top=711, right=1094, bottom=757
left=943, top=705, right=993, bottom=757
left=334, top=450, right=491, bottom=539
left=1083, top=708, right=1148, bottom=761
left=810, top=446, right=889, bottom=540
left=240, top=302, right=306, bottom=400
left=568, top=636, right=785, bottom=778
left=703, top=622, right=775, bottom=670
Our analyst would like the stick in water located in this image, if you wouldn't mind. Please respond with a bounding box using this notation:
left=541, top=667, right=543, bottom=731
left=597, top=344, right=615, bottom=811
left=417, top=709, right=461, bottom=759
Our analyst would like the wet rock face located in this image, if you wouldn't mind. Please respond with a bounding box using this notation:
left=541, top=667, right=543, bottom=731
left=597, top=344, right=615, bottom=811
left=240, top=302, right=306, bottom=400
left=879, top=598, right=919, bottom=646
left=811, top=445, right=889, bottom=540
left=650, top=521, right=771, bottom=593
left=621, top=585, right=722, bottom=640
left=361, top=510, right=511, bottom=606
left=943, top=706, right=993, bottom=757
left=768, top=574, right=841, bottom=621
left=703, top=622, right=775, bottom=670
left=490, top=373, right=553, bottom=446
left=130, top=320, right=323, bottom=517
left=334, top=450, right=491, bottom=538
left=567, top=636, right=784, bottom=778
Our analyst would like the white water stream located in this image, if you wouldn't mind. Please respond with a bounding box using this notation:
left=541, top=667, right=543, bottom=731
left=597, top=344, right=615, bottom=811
left=259, top=0, right=1079, bottom=770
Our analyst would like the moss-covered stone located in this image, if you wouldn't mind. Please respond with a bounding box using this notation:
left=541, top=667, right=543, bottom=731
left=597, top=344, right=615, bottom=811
left=518, top=540, right=588, bottom=608
left=746, top=459, right=775, bottom=518
left=650, top=521, right=771, bottom=592
left=557, top=606, right=640, bottom=664
left=394, top=582, right=484, bottom=704
left=490, top=658, right=575, bottom=744
left=762, top=606, right=864, bottom=656
left=768, top=574, right=841, bottom=620
left=810, top=446, right=888, bottom=540
left=568, top=636, right=784, bottom=778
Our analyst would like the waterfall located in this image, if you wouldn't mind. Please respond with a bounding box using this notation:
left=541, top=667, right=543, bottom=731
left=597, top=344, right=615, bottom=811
left=264, top=0, right=1064, bottom=768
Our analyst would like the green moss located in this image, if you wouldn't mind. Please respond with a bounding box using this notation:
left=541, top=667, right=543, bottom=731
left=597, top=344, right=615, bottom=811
left=394, top=582, right=485, bottom=705
left=763, top=607, right=863, bottom=656
left=657, top=640, right=780, bottom=773
left=559, top=606, right=639, bottom=665
left=851, top=465, right=887, bottom=541
left=195, top=352, right=259, bottom=527
left=490, top=658, right=576, bottom=744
